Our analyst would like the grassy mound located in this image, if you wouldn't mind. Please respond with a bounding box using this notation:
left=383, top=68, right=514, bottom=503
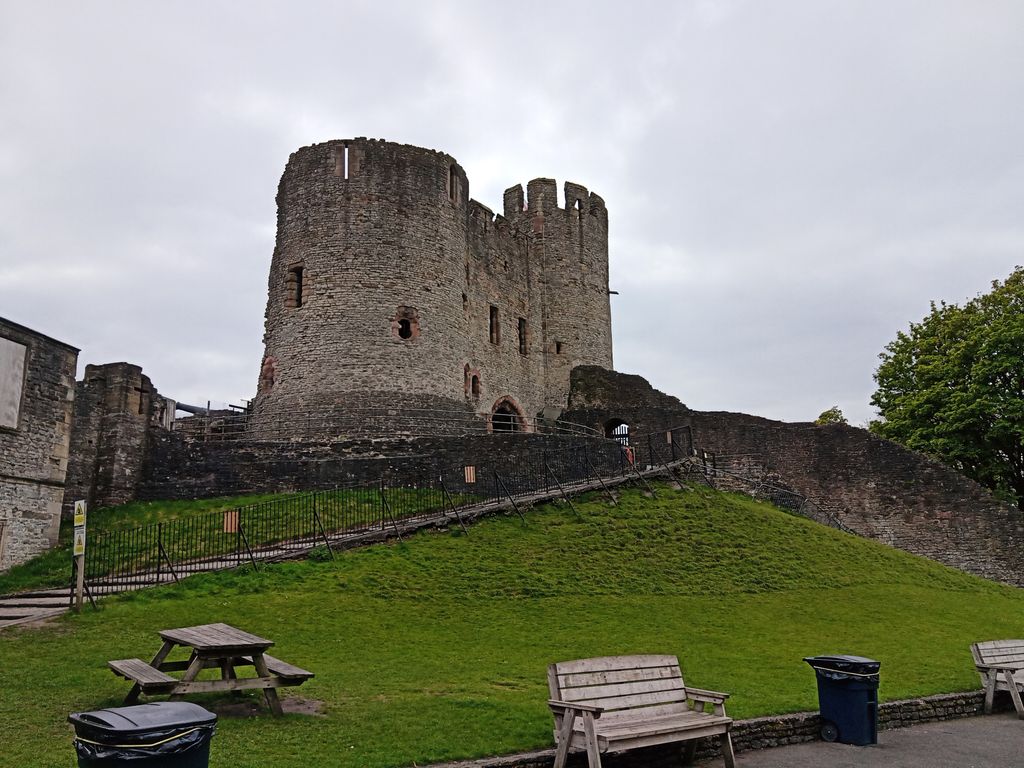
left=1, top=484, right=1021, bottom=768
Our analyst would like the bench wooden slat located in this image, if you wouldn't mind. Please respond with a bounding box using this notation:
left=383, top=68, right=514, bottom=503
left=561, top=678, right=686, bottom=703
left=559, top=666, right=680, bottom=688
left=977, top=639, right=1024, bottom=650
left=564, top=688, right=689, bottom=712
left=592, top=711, right=732, bottom=740
left=553, top=655, right=680, bottom=675
left=261, top=654, right=314, bottom=680
left=108, top=658, right=177, bottom=689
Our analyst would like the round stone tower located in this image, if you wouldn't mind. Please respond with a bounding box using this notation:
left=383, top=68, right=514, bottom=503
left=250, top=138, right=612, bottom=437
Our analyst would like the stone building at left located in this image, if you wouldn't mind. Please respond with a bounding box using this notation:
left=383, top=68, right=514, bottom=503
left=0, top=317, right=78, bottom=571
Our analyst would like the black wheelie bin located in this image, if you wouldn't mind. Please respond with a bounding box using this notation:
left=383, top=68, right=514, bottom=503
left=804, top=654, right=880, bottom=745
left=69, top=702, right=217, bottom=767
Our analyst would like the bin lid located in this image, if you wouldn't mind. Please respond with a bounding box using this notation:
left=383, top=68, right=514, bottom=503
left=803, top=654, right=880, bottom=674
left=68, top=702, right=217, bottom=736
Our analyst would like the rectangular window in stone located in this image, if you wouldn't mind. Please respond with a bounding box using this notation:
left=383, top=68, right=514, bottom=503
left=0, top=336, right=27, bottom=430
left=489, top=305, right=500, bottom=344
left=555, top=341, right=563, bottom=354
left=518, top=317, right=527, bottom=355
left=464, top=465, right=476, bottom=484
left=286, top=265, right=304, bottom=308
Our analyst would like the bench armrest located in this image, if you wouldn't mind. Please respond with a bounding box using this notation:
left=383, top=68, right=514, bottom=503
left=686, top=687, right=730, bottom=703
left=548, top=699, right=604, bottom=715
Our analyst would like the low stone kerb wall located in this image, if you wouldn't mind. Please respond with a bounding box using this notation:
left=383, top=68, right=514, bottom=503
left=423, top=690, right=1006, bottom=768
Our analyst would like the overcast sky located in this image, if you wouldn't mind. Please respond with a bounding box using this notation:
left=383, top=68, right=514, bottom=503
left=1, top=1, right=1022, bottom=425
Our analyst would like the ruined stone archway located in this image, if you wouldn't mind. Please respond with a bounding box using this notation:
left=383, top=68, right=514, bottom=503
left=604, top=418, right=630, bottom=446
left=490, top=396, right=527, bottom=433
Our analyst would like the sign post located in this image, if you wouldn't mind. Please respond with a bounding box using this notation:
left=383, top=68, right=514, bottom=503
left=73, top=500, right=87, bottom=612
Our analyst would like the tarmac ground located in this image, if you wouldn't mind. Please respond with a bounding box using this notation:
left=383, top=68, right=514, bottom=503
left=699, top=712, right=1024, bottom=768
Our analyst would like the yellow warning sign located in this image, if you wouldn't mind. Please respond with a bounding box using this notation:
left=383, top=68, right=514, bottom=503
left=74, top=499, right=87, bottom=528
left=73, top=531, right=86, bottom=556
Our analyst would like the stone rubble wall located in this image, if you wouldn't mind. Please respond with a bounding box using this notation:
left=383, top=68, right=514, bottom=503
left=564, top=365, right=1024, bottom=587
left=0, top=318, right=78, bottom=570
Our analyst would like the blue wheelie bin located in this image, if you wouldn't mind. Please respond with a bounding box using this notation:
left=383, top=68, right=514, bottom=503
left=804, top=655, right=880, bottom=745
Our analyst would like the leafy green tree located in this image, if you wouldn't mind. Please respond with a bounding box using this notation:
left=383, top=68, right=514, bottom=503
left=815, top=406, right=847, bottom=425
left=871, top=267, right=1024, bottom=506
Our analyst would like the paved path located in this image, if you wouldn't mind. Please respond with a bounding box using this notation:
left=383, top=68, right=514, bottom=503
left=702, top=712, right=1024, bottom=767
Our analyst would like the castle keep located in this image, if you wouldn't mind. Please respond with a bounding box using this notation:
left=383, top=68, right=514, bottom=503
left=251, top=139, right=613, bottom=436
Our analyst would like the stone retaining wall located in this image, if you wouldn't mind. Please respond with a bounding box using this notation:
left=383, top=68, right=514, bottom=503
left=423, top=691, right=1006, bottom=768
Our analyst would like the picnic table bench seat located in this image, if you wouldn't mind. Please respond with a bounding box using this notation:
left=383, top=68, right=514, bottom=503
left=107, top=658, right=178, bottom=693
left=971, top=639, right=1024, bottom=718
left=239, top=654, right=314, bottom=680
left=547, top=654, right=735, bottom=768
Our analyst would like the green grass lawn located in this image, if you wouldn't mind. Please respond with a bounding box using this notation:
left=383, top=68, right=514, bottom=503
left=1, top=484, right=1022, bottom=768
left=0, top=488, right=470, bottom=595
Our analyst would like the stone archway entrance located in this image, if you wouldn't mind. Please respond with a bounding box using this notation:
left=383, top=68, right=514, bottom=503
left=490, top=397, right=526, bottom=433
left=605, top=418, right=630, bottom=446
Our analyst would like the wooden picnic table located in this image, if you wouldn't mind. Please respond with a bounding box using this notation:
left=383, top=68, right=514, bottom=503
left=108, top=622, right=313, bottom=716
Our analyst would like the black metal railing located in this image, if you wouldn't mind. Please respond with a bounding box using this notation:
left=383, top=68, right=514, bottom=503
left=77, top=425, right=854, bottom=601
left=81, top=432, right=693, bottom=597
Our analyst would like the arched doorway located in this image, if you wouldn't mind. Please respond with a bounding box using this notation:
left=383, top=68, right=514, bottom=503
left=605, top=419, right=630, bottom=446
left=490, top=397, right=526, bottom=433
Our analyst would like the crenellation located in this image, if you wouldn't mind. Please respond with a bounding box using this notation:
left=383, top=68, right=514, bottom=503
left=526, top=178, right=558, bottom=215
left=563, top=181, right=589, bottom=214
left=503, top=184, right=525, bottom=219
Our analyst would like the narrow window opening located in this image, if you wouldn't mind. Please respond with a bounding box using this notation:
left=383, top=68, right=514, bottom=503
left=393, top=306, right=420, bottom=339
left=287, top=265, right=304, bottom=308
left=489, top=305, right=500, bottom=344
left=462, top=293, right=468, bottom=310
left=471, top=375, right=480, bottom=397
left=518, top=318, right=527, bottom=355
left=449, top=165, right=457, bottom=202
left=555, top=341, right=563, bottom=354
left=343, top=145, right=349, bottom=179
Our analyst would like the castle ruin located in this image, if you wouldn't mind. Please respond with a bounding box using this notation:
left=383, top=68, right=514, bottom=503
left=251, top=139, right=613, bottom=437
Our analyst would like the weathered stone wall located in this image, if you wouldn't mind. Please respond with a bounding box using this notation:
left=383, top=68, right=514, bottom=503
left=0, top=318, right=78, bottom=570
left=251, top=138, right=612, bottom=435
left=564, top=365, right=1024, bottom=586
left=685, top=411, right=1024, bottom=586
left=63, top=363, right=165, bottom=515
left=141, top=431, right=621, bottom=501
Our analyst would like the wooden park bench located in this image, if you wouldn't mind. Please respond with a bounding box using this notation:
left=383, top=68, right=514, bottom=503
left=547, top=654, right=735, bottom=768
left=971, top=639, right=1024, bottom=718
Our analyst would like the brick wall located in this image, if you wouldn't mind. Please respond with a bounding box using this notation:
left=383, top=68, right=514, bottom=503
left=0, top=317, right=78, bottom=570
